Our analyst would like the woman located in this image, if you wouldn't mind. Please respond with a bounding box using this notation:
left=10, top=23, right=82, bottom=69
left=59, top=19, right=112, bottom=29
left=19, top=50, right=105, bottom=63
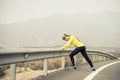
left=61, top=34, right=95, bottom=71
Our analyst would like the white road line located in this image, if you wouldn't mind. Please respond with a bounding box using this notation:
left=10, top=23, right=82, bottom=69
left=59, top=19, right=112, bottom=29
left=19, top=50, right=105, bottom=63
left=84, top=60, right=120, bottom=80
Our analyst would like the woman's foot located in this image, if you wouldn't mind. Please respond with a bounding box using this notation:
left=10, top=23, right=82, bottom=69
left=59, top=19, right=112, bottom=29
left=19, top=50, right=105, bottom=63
left=89, top=67, right=96, bottom=72
left=67, top=66, right=77, bottom=70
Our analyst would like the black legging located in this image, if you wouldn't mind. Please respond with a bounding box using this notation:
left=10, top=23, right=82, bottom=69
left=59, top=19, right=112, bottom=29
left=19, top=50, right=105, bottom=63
left=69, top=46, right=94, bottom=67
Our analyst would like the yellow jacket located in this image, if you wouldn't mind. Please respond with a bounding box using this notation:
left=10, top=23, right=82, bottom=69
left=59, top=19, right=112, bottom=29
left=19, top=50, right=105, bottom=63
left=61, top=35, right=84, bottom=50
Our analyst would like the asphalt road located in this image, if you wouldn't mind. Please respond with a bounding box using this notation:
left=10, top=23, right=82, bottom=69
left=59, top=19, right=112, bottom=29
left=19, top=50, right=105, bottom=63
left=92, top=61, right=120, bottom=80
left=32, top=60, right=119, bottom=80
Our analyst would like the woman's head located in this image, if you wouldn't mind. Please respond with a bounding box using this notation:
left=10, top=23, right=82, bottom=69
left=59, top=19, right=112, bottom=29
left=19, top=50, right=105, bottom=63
left=62, top=34, right=70, bottom=41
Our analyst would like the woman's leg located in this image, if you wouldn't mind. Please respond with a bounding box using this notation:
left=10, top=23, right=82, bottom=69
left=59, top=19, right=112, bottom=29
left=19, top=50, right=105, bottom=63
left=80, top=46, right=94, bottom=67
left=69, top=47, right=80, bottom=66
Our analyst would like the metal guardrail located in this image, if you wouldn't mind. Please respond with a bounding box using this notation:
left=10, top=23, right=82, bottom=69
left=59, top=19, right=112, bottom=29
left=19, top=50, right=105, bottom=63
left=87, top=50, right=117, bottom=59
left=0, top=48, right=117, bottom=80
left=0, top=49, right=117, bottom=65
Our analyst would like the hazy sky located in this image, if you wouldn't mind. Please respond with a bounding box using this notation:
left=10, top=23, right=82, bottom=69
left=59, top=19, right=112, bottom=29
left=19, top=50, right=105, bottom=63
left=0, top=0, right=120, bottom=24
left=0, top=0, right=120, bottom=48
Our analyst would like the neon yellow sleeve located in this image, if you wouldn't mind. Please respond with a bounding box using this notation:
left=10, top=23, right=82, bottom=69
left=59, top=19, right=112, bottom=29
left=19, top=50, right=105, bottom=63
left=61, top=37, right=73, bottom=50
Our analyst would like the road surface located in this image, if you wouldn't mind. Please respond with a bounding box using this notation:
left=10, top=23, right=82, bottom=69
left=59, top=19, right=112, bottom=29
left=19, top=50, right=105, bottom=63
left=92, top=61, right=120, bottom=80
left=32, top=60, right=119, bottom=80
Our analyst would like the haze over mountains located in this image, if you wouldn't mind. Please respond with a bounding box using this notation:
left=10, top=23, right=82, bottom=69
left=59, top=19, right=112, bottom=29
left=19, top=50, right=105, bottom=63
left=0, top=12, right=120, bottom=48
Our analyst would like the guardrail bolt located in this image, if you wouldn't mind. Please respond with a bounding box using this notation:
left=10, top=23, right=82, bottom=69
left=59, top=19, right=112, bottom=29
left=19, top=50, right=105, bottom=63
left=24, top=54, right=29, bottom=59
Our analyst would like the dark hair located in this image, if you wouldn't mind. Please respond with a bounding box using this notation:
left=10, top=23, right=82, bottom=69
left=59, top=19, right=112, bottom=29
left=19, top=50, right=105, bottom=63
left=62, top=36, right=66, bottom=40
left=64, top=34, right=70, bottom=36
left=62, top=34, right=70, bottom=40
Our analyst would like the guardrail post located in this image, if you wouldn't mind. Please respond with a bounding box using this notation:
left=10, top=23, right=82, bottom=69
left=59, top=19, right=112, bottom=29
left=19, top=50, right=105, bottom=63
left=103, top=57, right=106, bottom=60
left=10, top=63, right=16, bottom=80
left=43, top=59, right=48, bottom=76
left=107, top=58, right=110, bottom=60
left=61, top=57, right=65, bottom=69
left=92, top=55, right=96, bottom=62
left=99, top=56, right=103, bottom=61
left=74, top=55, right=77, bottom=65
left=82, top=57, right=86, bottom=63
